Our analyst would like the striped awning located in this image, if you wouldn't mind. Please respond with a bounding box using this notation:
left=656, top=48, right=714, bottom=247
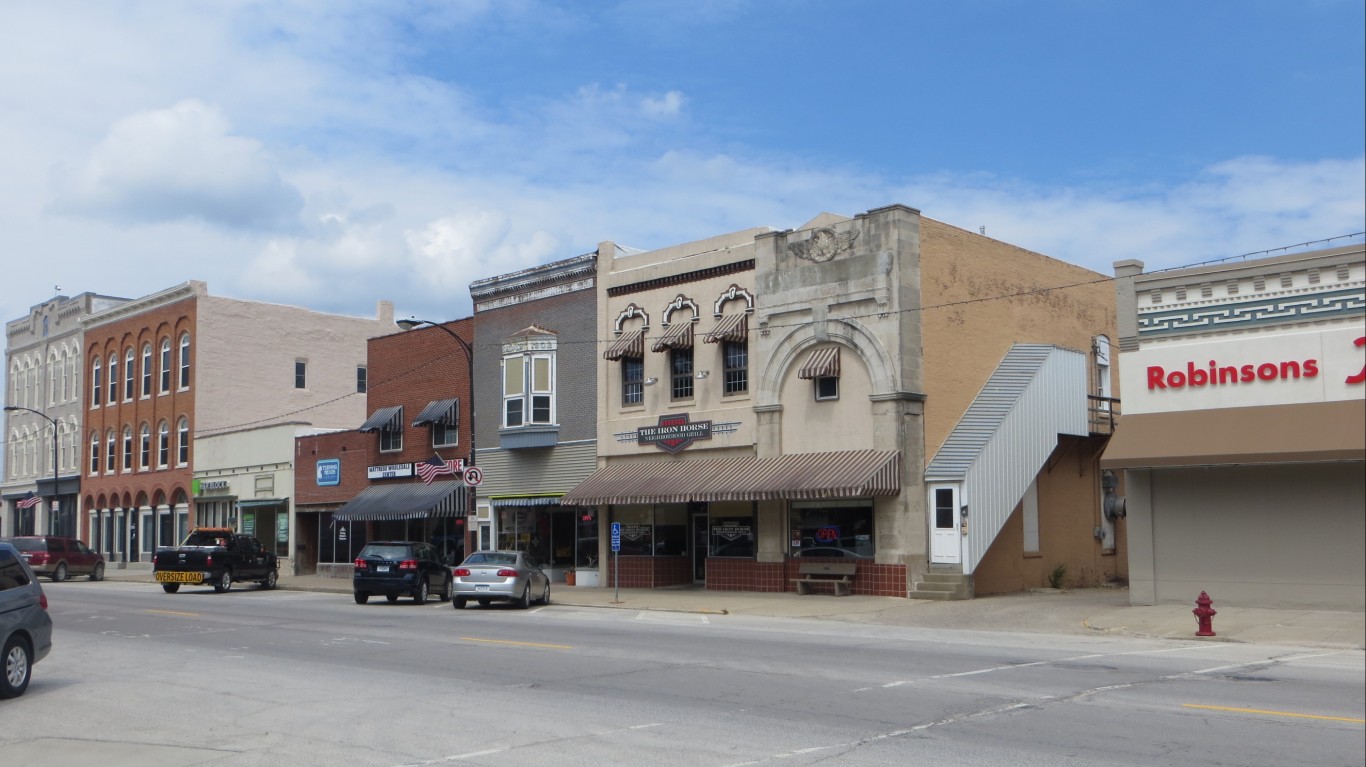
left=413, top=398, right=459, bottom=427
left=489, top=495, right=565, bottom=507
left=650, top=321, right=694, bottom=352
left=603, top=329, right=646, bottom=360
left=703, top=313, right=748, bottom=344
left=358, top=405, right=403, bottom=433
left=560, top=450, right=900, bottom=505
left=332, top=481, right=469, bottom=521
left=798, top=347, right=841, bottom=379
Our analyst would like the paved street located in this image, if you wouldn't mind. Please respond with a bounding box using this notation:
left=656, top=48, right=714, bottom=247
left=2, top=579, right=1361, bottom=766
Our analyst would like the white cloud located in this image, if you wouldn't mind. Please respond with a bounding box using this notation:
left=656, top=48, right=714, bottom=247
left=641, top=90, right=685, bottom=119
left=49, top=100, right=303, bottom=230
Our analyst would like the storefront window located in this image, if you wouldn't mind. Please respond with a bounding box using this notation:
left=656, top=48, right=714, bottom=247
left=709, top=500, right=755, bottom=557
left=575, top=508, right=598, bottom=568
left=495, top=506, right=576, bottom=568
left=790, top=500, right=875, bottom=559
left=612, top=504, right=653, bottom=555
left=654, top=504, right=688, bottom=555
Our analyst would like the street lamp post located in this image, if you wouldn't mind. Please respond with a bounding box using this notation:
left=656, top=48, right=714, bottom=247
left=4, top=405, right=61, bottom=536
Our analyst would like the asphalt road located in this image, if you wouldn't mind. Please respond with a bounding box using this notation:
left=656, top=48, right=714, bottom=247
left=3, top=580, right=1362, bottom=767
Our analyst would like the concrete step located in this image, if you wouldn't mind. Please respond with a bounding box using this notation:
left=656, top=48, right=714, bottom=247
left=912, top=572, right=973, bottom=600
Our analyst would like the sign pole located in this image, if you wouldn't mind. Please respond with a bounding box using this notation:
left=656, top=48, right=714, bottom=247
left=611, top=521, right=622, bottom=604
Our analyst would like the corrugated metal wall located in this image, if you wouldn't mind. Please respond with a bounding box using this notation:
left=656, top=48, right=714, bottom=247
left=477, top=441, right=598, bottom=497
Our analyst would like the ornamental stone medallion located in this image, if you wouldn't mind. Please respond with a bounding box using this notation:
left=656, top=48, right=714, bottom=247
left=788, top=226, right=859, bottom=263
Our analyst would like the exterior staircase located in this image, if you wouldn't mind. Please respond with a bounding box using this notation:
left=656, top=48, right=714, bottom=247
left=911, top=568, right=973, bottom=601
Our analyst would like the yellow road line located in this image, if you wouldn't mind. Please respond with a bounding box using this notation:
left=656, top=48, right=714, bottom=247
left=1183, top=704, right=1364, bottom=724
left=458, top=636, right=572, bottom=650
left=145, top=609, right=199, bottom=617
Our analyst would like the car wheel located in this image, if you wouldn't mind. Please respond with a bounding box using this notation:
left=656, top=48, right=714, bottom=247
left=213, top=569, right=233, bottom=593
left=162, top=583, right=180, bottom=594
left=91, top=562, right=106, bottom=582
left=453, top=597, right=467, bottom=610
left=261, top=569, right=278, bottom=590
left=518, top=585, right=531, bottom=610
left=385, top=594, right=399, bottom=603
left=540, top=581, right=551, bottom=606
left=354, top=591, right=370, bottom=605
left=477, top=598, right=491, bottom=607
left=52, top=562, right=68, bottom=583
left=1, top=634, right=33, bottom=699
left=413, top=579, right=429, bottom=605
left=439, top=576, right=453, bottom=603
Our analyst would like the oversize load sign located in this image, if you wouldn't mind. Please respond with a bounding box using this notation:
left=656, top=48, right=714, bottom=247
left=637, top=414, right=713, bottom=453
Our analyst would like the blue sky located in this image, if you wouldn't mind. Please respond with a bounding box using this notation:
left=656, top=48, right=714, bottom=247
left=0, top=0, right=1362, bottom=334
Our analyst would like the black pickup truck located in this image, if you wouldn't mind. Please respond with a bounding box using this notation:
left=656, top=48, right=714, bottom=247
left=152, top=527, right=280, bottom=593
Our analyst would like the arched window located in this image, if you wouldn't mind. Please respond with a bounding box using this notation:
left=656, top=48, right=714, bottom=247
left=61, top=348, right=71, bottom=402
left=108, top=353, right=119, bottom=405
left=160, top=338, right=172, bottom=393
left=158, top=421, right=170, bottom=468
left=106, top=429, right=116, bottom=473
left=90, top=432, right=100, bottom=476
left=91, top=358, right=103, bottom=407
left=142, top=344, right=153, bottom=397
left=179, top=333, right=191, bottom=389
left=139, top=424, right=151, bottom=470
left=177, top=418, right=189, bottom=466
left=124, top=348, right=135, bottom=400
left=122, top=426, right=133, bottom=472
left=48, top=351, right=59, bottom=406
left=57, top=422, right=68, bottom=471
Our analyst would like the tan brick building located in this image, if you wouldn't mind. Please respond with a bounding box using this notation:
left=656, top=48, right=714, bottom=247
left=564, top=204, right=1122, bottom=598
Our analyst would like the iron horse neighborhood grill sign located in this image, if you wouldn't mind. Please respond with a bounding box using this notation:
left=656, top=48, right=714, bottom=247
left=637, top=414, right=713, bottom=453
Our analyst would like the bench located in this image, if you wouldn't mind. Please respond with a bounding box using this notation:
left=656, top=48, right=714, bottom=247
left=791, top=562, right=857, bottom=596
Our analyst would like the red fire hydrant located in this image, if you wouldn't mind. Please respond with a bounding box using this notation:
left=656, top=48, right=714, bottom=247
left=1193, top=591, right=1217, bottom=637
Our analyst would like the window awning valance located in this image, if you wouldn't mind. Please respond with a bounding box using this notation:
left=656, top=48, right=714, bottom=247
left=798, top=347, right=841, bottom=379
left=332, top=481, right=469, bottom=521
left=703, top=313, right=748, bottom=344
left=413, top=398, right=459, bottom=427
left=603, top=329, right=646, bottom=360
left=560, top=450, right=900, bottom=505
left=650, top=322, right=694, bottom=353
left=358, top=405, right=403, bottom=433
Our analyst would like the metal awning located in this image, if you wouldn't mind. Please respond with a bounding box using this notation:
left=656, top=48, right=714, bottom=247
left=236, top=498, right=285, bottom=508
left=332, top=481, right=469, bottom=521
left=797, top=347, right=841, bottom=379
left=413, top=398, right=459, bottom=427
left=358, top=405, right=403, bottom=433
left=603, top=329, right=646, bottom=360
left=560, top=450, right=900, bottom=505
left=1101, top=400, right=1365, bottom=469
left=489, top=495, right=565, bottom=507
left=650, top=321, right=694, bottom=352
left=703, top=313, right=748, bottom=344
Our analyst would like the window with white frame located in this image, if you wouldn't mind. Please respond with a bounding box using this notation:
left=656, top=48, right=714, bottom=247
left=356, top=366, right=367, bottom=393
left=124, top=348, right=135, bottom=400
left=670, top=347, right=694, bottom=400
left=139, top=424, right=151, bottom=470
left=177, top=418, right=189, bottom=466
left=48, top=353, right=58, bottom=406
left=622, top=357, right=644, bottom=406
left=92, top=359, right=102, bottom=407
left=179, top=334, right=191, bottom=389
left=294, top=360, right=307, bottom=389
left=158, top=421, right=170, bottom=468
left=160, top=339, right=172, bottom=393
left=501, top=352, right=555, bottom=428
left=106, top=429, right=116, bottom=473
left=379, top=423, right=402, bottom=452
left=141, top=344, right=152, bottom=397
left=107, top=354, right=118, bottom=404
left=122, top=427, right=133, bottom=471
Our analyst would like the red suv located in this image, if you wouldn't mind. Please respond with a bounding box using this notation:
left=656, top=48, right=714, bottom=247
left=6, top=537, right=106, bottom=582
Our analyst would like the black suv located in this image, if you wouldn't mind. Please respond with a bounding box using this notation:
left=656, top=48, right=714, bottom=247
left=352, top=541, right=452, bottom=605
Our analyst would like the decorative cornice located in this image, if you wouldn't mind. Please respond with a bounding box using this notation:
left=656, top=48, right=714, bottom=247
left=470, top=253, right=597, bottom=303
left=82, top=282, right=203, bottom=329
left=607, top=259, right=754, bottom=298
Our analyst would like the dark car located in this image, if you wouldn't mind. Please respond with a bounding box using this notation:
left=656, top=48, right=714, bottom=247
left=353, top=541, right=453, bottom=605
left=1, top=541, right=53, bottom=698
left=6, top=536, right=106, bottom=582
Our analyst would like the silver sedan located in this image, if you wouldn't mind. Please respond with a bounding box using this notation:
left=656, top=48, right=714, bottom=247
left=451, top=551, right=550, bottom=609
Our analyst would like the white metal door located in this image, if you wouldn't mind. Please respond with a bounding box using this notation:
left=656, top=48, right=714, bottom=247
left=929, top=485, right=961, bottom=564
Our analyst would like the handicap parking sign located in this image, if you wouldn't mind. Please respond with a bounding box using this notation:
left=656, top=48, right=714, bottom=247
left=611, top=521, right=621, bottom=552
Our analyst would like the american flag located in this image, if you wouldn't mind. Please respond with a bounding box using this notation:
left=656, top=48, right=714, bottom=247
left=415, top=455, right=458, bottom=484
left=17, top=491, right=41, bottom=509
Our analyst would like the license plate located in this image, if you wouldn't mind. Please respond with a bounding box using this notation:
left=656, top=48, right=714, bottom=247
left=376, top=565, right=389, bottom=573
left=475, top=584, right=489, bottom=592
left=155, top=571, right=204, bottom=584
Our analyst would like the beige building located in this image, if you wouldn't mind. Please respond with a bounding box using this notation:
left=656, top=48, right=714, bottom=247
left=564, top=204, right=1121, bottom=597
left=1103, top=244, right=1365, bottom=609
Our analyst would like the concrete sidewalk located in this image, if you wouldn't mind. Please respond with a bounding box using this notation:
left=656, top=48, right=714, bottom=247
left=101, top=567, right=1364, bottom=650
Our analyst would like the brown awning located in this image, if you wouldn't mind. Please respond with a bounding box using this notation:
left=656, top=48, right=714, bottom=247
left=703, top=313, right=748, bottom=344
left=798, top=347, right=841, bottom=379
left=650, top=321, right=694, bottom=352
left=603, top=329, right=645, bottom=360
left=560, top=450, right=900, bottom=505
left=1101, top=400, right=1366, bottom=469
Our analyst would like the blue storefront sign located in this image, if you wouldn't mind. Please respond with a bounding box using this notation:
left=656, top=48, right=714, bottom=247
left=316, top=458, right=340, bottom=486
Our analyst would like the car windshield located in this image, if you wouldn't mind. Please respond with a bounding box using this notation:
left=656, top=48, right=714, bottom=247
left=8, top=538, right=46, bottom=552
left=361, top=545, right=411, bottom=560
left=183, top=532, right=229, bottom=546
left=464, top=552, right=517, bottom=566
